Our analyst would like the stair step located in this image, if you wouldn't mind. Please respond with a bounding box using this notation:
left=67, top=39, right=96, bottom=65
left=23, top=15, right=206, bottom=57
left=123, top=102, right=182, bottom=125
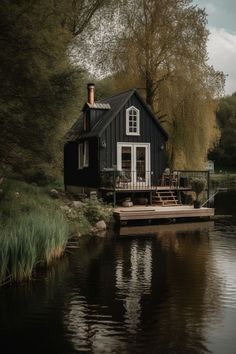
left=156, top=191, right=175, bottom=195
left=155, top=196, right=177, bottom=199
left=162, top=203, right=180, bottom=207
left=153, top=189, right=181, bottom=206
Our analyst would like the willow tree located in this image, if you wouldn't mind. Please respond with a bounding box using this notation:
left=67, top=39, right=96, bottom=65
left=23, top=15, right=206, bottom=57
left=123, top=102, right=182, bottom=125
left=84, top=0, right=225, bottom=168
left=158, top=65, right=224, bottom=169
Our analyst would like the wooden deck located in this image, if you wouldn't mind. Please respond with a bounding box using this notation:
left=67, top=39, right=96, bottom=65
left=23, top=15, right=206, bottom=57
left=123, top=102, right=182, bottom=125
left=114, top=205, right=214, bottom=222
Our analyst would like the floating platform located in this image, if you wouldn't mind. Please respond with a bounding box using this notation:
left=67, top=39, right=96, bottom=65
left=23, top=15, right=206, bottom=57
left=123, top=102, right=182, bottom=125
left=113, top=205, right=214, bottom=222
left=119, top=221, right=214, bottom=237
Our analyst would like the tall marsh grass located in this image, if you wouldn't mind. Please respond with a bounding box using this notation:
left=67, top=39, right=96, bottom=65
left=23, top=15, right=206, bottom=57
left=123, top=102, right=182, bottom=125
left=0, top=210, right=69, bottom=285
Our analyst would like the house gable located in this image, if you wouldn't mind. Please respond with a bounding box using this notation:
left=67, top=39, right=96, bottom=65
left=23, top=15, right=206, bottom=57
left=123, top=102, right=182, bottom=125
left=65, top=89, right=168, bottom=142
left=99, top=91, right=168, bottom=181
left=96, top=89, right=168, bottom=140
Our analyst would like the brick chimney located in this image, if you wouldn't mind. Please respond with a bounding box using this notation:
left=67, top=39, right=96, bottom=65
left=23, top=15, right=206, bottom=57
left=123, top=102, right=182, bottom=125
left=87, top=83, right=95, bottom=105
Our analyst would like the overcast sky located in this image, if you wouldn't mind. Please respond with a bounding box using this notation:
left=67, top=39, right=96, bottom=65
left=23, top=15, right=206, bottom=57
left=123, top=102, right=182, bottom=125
left=194, top=0, right=236, bottom=95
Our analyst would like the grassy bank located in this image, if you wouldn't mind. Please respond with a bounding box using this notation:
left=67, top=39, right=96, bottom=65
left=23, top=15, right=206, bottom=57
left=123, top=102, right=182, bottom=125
left=0, top=178, right=113, bottom=286
left=0, top=178, right=69, bottom=285
left=210, top=173, right=236, bottom=189
left=0, top=211, right=69, bottom=285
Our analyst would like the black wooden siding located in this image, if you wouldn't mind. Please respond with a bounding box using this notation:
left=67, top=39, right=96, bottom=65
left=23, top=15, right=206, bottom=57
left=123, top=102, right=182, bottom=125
left=89, top=108, right=107, bottom=128
left=99, top=95, right=167, bottom=184
left=64, top=138, right=99, bottom=188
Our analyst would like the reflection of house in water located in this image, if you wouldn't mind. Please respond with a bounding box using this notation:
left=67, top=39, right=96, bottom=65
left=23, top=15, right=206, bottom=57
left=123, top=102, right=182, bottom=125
left=116, top=240, right=152, bottom=333
left=63, top=221, right=221, bottom=353
left=64, top=240, right=154, bottom=352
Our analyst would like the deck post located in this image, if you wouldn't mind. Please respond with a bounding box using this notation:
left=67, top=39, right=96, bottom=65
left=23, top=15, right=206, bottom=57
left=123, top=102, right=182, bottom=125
left=113, top=191, right=116, bottom=207
left=149, top=191, right=152, bottom=205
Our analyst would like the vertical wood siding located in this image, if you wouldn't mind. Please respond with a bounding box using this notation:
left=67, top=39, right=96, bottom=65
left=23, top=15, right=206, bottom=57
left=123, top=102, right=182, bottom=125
left=64, top=138, right=99, bottom=188
left=99, top=94, right=167, bottom=184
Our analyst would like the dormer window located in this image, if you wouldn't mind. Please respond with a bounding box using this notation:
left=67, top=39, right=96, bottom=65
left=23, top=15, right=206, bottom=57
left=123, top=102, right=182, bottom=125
left=126, top=106, right=140, bottom=136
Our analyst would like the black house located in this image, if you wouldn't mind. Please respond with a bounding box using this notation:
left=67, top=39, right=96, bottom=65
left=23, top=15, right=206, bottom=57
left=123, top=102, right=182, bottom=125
left=64, top=84, right=168, bottom=197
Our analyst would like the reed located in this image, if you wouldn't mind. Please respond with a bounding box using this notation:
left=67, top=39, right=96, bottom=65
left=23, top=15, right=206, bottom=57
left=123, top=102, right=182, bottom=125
left=0, top=210, right=69, bottom=285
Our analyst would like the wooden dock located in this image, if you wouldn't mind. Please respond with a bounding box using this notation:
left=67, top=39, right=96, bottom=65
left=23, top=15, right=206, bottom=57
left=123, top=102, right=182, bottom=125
left=114, top=205, right=214, bottom=222
left=119, top=221, right=214, bottom=237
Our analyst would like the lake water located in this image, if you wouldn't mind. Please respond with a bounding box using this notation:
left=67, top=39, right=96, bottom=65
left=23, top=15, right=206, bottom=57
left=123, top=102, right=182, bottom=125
left=0, top=191, right=236, bottom=354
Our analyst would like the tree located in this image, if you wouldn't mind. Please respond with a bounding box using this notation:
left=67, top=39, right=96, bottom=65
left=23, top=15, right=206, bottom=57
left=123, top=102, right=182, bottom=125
left=157, top=64, right=224, bottom=169
left=0, top=0, right=107, bottom=177
left=79, top=0, right=225, bottom=169
left=208, top=92, right=236, bottom=170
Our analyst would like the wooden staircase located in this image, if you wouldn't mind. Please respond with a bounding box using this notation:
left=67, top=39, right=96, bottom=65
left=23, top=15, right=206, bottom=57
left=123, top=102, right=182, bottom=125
left=152, top=190, right=181, bottom=206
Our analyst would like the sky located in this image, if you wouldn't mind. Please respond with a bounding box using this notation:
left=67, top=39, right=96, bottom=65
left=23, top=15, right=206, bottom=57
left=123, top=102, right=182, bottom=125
left=194, top=0, right=236, bottom=95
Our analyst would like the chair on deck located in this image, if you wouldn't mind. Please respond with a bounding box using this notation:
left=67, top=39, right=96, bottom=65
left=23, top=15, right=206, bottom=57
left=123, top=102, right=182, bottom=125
left=161, top=170, right=179, bottom=187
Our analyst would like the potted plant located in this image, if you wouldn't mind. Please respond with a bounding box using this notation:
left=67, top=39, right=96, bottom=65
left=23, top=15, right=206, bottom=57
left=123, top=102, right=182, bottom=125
left=190, top=178, right=206, bottom=208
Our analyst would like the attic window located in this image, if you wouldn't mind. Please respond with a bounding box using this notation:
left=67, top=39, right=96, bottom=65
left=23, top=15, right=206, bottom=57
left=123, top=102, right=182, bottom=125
left=126, top=106, right=140, bottom=136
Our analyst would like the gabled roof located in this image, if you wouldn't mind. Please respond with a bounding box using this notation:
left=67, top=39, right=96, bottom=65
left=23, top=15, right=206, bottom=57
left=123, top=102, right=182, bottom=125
left=65, top=88, right=168, bottom=142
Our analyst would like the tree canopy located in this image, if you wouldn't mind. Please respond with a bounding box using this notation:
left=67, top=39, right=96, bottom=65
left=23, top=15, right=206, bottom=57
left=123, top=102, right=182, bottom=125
left=0, top=0, right=226, bottom=178
left=78, top=0, right=225, bottom=169
left=209, top=92, right=236, bottom=170
left=0, top=0, right=107, bottom=177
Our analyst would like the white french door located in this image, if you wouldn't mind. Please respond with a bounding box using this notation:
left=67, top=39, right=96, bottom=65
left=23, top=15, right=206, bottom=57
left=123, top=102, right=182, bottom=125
left=117, top=143, right=151, bottom=186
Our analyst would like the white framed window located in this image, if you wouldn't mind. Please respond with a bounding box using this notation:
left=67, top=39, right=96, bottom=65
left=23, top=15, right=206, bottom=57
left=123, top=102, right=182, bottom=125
left=78, top=143, right=84, bottom=169
left=84, top=141, right=89, bottom=167
left=78, top=141, right=89, bottom=169
left=126, top=106, right=140, bottom=136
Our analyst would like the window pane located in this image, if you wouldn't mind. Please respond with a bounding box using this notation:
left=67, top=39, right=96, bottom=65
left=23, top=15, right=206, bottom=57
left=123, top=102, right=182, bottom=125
left=121, top=146, right=131, bottom=181
left=84, top=141, right=89, bottom=167
left=78, top=143, right=84, bottom=169
left=126, top=107, right=140, bottom=135
left=136, top=147, right=145, bottom=181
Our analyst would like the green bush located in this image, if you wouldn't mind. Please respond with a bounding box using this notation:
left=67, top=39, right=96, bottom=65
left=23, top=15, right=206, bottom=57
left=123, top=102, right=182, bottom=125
left=23, top=167, right=55, bottom=186
left=82, top=197, right=113, bottom=225
left=191, top=178, right=206, bottom=201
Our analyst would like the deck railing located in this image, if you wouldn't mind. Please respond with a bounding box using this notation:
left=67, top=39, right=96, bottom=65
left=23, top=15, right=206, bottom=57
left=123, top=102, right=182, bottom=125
left=173, top=170, right=210, bottom=189
left=100, top=169, right=210, bottom=193
left=100, top=169, right=211, bottom=206
left=100, top=170, right=154, bottom=190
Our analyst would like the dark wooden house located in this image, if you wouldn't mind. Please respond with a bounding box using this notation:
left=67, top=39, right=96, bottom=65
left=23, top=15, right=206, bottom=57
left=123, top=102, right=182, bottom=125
left=64, top=84, right=168, bottom=198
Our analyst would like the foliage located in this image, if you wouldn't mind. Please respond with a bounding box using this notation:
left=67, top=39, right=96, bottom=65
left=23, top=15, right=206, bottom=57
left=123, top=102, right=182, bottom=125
left=191, top=178, right=206, bottom=201
left=62, top=205, right=92, bottom=236
left=77, top=0, right=225, bottom=169
left=0, top=0, right=109, bottom=176
left=0, top=210, right=69, bottom=285
left=82, top=197, right=113, bottom=224
left=0, top=178, right=114, bottom=285
left=208, top=92, right=236, bottom=169
left=158, top=66, right=223, bottom=169
left=0, top=178, right=59, bottom=220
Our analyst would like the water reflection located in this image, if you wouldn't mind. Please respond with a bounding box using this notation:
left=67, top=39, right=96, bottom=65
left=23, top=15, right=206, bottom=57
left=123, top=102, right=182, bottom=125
left=116, top=241, right=152, bottom=333
left=64, top=222, right=220, bottom=353
left=1, top=201, right=236, bottom=354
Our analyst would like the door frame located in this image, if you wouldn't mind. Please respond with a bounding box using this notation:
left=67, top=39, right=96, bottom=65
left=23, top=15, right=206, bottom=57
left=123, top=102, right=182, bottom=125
left=117, top=142, right=151, bottom=186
